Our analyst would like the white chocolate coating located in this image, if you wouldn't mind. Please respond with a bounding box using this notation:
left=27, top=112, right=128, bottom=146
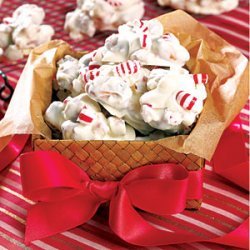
left=46, top=19, right=208, bottom=139
left=45, top=93, right=135, bottom=140
left=3, top=4, right=45, bottom=27
left=0, top=24, right=12, bottom=49
left=64, top=0, right=144, bottom=39
left=84, top=62, right=153, bottom=134
left=101, top=19, right=190, bottom=67
left=157, top=0, right=239, bottom=15
left=0, top=4, right=54, bottom=61
left=56, top=55, right=80, bottom=91
left=140, top=71, right=207, bottom=131
left=12, top=24, right=54, bottom=50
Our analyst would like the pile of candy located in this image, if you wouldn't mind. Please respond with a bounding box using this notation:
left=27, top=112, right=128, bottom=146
left=158, top=0, right=239, bottom=15
left=0, top=4, right=54, bottom=60
left=45, top=19, right=208, bottom=141
left=64, top=0, right=144, bottom=39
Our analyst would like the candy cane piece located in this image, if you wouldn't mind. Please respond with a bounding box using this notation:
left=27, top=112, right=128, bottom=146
left=114, top=60, right=141, bottom=77
left=132, top=20, right=150, bottom=49
left=81, top=69, right=100, bottom=83
left=193, top=74, right=208, bottom=85
left=77, top=107, right=95, bottom=124
left=176, top=91, right=197, bottom=111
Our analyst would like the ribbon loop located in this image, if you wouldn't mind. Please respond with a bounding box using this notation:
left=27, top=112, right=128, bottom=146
left=20, top=151, right=199, bottom=244
left=124, top=164, right=189, bottom=215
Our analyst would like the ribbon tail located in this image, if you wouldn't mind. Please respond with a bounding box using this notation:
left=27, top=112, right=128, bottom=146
left=25, top=193, right=101, bottom=244
left=212, top=115, right=249, bottom=191
left=109, top=187, right=203, bottom=246
left=210, top=218, right=249, bottom=249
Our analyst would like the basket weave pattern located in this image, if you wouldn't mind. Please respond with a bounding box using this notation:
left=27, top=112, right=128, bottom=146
left=33, top=138, right=204, bottom=209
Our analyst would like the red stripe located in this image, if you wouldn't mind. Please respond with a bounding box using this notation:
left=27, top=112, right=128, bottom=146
left=120, top=63, right=125, bottom=74
left=88, top=64, right=100, bottom=70
left=202, top=74, right=208, bottom=84
left=186, top=96, right=197, bottom=110
left=78, top=113, right=93, bottom=123
left=179, top=93, right=190, bottom=107
left=142, top=34, right=147, bottom=48
left=193, top=74, right=199, bottom=84
left=126, top=61, right=131, bottom=74
left=83, top=74, right=88, bottom=83
left=139, top=20, right=144, bottom=28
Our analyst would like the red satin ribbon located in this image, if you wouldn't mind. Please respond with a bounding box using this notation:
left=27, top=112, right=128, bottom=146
left=20, top=151, right=202, bottom=244
left=212, top=115, right=249, bottom=191
left=0, top=115, right=248, bottom=248
left=0, top=134, right=29, bottom=171
left=20, top=150, right=249, bottom=248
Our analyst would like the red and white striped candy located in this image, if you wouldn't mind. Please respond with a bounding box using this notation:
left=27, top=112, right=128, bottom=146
left=132, top=20, right=150, bottom=48
left=114, top=60, right=141, bottom=77
left=193, top=74, right=208, bottom=85
left=105, top=0, right=122, bottom=7
left=77, top=107, right=95, bottom=124
left=81, top=69, right=100, bottom=83
left=176, top=91, right=198, bottom=111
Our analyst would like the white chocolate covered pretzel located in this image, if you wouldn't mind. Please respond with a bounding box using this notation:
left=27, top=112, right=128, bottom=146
left=0, top=4, right=54, bottom=60
left=64, top=0, right=144, bottom=39
left=45, top=93, right=135, bottom=140
left=157, top=0, right=239, bottom=15
left=140, top=71, right=207, bottom=132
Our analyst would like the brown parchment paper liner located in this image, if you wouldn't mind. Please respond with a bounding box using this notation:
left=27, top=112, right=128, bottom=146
left=0, top=10, right=248, bottom=160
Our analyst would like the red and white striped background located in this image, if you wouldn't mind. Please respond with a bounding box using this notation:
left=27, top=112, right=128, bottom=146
left=0, top=0, right=249, bottom=249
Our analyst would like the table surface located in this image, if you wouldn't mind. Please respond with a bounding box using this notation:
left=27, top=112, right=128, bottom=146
left=0, top=0, right=249, bottom=249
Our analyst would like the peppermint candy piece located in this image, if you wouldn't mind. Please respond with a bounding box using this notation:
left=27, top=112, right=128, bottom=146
left=77, top=107, right=95, bottom=124
left=132, top=20, right=151, bottom=49
left=176, top=91, right=198, bottom=111
left=193, top=73, right=208, bottom=85
left=81, top=69, right=100, bottom=83
left=114, top=60, right=141, bottom=77
left=105, top=0, right=122, bottom=7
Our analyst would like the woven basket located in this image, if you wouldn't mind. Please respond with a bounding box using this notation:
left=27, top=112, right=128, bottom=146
left=33, top=136, right=204, bottom=209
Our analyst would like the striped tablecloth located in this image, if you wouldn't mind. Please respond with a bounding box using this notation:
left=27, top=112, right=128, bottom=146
left=0, top=0, right=249, bottom=249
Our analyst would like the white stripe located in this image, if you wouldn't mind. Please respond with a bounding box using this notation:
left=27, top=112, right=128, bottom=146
left=148, top=222, right=173, bottom=232
left=202, top=202, right=244, bottom=223
left=172, top=214, right=224, bottom=236
left=61, top=232, right=110, bottom=250
left=0, top=221, right=24, bottom=238
left=245, top=142, right=249, bottom=149
left=33, top=241, right=58, bottom=250
left=203, top=183, right=249, bottom=205
left=0, top=176, right=22, bottom=190
left=205, top=164, right=213, bottom=171
left=0, top=186, right=34, bottom=204
left=183, top=94, right=193, bottom=110
left=201, top=22, right=249, bottom=42
left=189, top=243, right=212, bottom=250
left=236, top=7, right=249, bottom=15
left=0, top=246, right=8, bottom=250
left=217, top=15, right=249, bottom=28
left=241, top=108, right=250, bottom=116
left=242, top=124, right=250, bottom=132
left=0, top=197, right=27, bottom=215
left=8, top=169, right=20, bottom=176
left=11, top=163, right=20, bottom=170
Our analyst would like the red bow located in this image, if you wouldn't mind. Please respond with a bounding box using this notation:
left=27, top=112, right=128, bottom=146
left=20, top=151, right=203, bottom=245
